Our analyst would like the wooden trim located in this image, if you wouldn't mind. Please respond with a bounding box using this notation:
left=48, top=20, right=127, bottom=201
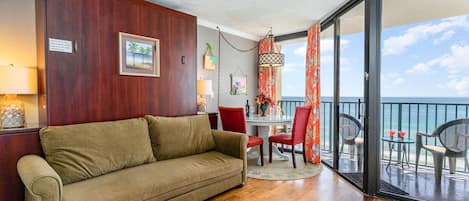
left=0, top=127, right=40, bottom=135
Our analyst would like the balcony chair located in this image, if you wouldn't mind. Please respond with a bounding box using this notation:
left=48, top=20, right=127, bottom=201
left=416, top=119, right=469, bottom=184
left=218, top=106, right=264, bottom=166
left=268, top=106, right=311, bottom=168
left=339, top=113, right=364, bottom=170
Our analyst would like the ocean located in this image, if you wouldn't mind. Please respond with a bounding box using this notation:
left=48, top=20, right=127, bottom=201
left=280, top=96, right=469, bottom=170
left=282, top=96, right=469, bottom=104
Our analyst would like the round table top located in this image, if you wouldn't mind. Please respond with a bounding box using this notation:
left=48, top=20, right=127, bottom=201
left=382, top=137, right=415, bottom=144
left=246, top=115, right=292, bottom=126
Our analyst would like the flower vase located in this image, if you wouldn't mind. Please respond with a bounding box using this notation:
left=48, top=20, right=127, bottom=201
left=260, top=103, right=269, bottom=117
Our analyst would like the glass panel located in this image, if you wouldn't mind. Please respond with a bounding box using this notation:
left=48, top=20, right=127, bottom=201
left=338, top=1, right=365, bottom=188
left=279, top=39, right=307, bottom=152
left=380, top=0, right=469, bottom=200
left=320, top=24, right=335, bottom=167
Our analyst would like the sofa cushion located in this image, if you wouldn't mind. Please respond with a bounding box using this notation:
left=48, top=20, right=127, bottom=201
left=62, top=151, right=243, bottom=201
left=145, top=115, right=216, bottom=160
left=40, top=118, right=155, bottom=185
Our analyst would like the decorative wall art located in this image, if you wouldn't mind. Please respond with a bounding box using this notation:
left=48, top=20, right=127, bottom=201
left=230, top=74, right=247, bottom=95
left=119, top=32, right=160, bottom=77
left=203, top=43, right=217, bottom=70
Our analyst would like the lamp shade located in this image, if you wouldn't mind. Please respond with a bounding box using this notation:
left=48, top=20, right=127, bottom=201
left=258, top=52, right=285, bottom=67
left=197, top=79, right=213, bottom=96
left=0, top=66, right=37, bottom=94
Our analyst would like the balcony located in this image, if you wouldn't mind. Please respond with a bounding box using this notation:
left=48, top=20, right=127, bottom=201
left=278, top=98, right=469, bottom=200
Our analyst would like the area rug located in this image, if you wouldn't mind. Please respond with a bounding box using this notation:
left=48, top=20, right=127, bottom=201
left=247, top=154, right=322, bottom=180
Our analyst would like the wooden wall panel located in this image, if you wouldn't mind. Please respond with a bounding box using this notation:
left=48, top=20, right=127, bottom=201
left=0, top=1, right=197, bottom=200
left=41, top=0, right=197, bottom=125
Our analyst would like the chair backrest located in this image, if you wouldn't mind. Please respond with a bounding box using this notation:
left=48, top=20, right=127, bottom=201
left=434, top=119, right=469, bottom=153
left=291, top=106, right=312, bottom=144
left=339, top=113, right=362, bottom=141
left=218, top=106, right=247, bottom=134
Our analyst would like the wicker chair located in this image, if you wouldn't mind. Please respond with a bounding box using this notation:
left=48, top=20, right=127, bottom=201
left=339, top=113, right=364, bottom=170
left=416, top=119, right=469, bottom=184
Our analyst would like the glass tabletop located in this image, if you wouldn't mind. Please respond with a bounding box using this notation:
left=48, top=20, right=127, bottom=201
left=382, top=137, right=415, bottom=144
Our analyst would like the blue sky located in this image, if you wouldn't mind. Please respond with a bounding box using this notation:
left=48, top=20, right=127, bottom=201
left=281, top=15, right=469, bottom=98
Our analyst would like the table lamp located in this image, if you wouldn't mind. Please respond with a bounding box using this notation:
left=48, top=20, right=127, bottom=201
left=197, top=79, right=213, bottom=113
left=0, top=65, right=37, bottom=129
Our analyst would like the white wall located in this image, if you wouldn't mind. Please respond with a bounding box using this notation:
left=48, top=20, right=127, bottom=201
left=0, top=0, right=39, bottom=126
left=197, top=25, right=258, bottom=113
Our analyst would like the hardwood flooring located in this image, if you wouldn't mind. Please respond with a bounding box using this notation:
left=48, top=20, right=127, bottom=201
left=210, top=165, right=385, bottom=201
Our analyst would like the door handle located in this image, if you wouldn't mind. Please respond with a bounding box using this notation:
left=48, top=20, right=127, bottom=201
left=358, top=99, right=361, bottom=119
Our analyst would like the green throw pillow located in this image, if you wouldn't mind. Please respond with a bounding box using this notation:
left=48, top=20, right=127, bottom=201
left=40, top=118, right=156, bottom=184
left=145, top=115, right=216, bottom=160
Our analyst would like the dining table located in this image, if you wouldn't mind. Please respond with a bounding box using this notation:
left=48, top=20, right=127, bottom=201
left=246, top=115, right=293, bottom=162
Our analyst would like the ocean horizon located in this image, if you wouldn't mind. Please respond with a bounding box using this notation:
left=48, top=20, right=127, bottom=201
left=282, top=96, right=469, bottom=104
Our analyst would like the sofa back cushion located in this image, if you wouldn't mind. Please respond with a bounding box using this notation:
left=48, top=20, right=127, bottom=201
left=40, top=118, right=155, bottom=184
left=145, top=115, right=216, bottom=160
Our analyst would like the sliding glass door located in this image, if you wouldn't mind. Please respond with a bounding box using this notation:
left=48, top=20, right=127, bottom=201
left=336, top=1, right=366, bottom=188
left=378, top=0, right=469, bottom=200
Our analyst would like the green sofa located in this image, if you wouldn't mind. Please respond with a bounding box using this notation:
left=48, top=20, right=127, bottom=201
left=17, top=115, right=247, bottom=201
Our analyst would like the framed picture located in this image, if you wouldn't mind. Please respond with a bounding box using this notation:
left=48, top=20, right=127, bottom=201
left=230, top=74, right=247, bottom=95
left=119, top=32, right=160, bottom=77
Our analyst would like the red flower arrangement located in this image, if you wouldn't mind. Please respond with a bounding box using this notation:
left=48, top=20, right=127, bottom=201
left=256, top=93, right=274, bottom=105
left=256, top=93, right=275, bottom=116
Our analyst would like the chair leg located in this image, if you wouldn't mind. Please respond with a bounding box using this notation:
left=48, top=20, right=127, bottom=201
left=449, top=157, right=456, bottom=174
left=350, top=145, right=355, bottom=160
left=415, top=143, right=421, bottom=172
left=302, top=142, right=307, bottom=163
left=259, top=144, right=264, bottom=166
left=292, top=145, right=297, bottom=168
left=280, top=144, right=284, bottom=153
left=465, top=155, right=469, bottom=172
left=269, top=142, right=273, bottom=163
left=339, top=142, right=344, bottom=158
left=357, top=144, right=363, bottom=171
left=432, top=153, right=444, bottom=185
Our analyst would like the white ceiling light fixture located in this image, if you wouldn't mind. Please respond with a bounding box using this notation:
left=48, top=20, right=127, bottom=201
left=258, top=28, right=284, bottom=68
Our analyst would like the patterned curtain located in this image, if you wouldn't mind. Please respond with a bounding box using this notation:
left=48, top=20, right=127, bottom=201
left=258, top=39, right=279, bottom=114
left=305, top=24, right=321, bottom=163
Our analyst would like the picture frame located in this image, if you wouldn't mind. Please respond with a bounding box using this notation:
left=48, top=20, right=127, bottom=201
left=119, top=32, right=160, bottom=77
left=230, top=74, right=247, bottom=95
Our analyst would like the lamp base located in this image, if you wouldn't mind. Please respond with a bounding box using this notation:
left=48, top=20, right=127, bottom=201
left=197, top=103, right=207, bottom=113
left=0, top=100, right=25, bottom=129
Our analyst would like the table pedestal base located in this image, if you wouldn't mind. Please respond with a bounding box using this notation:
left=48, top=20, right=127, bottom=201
left=247, top=125, right=289, bottom=165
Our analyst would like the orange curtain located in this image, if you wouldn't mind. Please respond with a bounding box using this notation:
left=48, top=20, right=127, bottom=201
left=305, top=24, right=321, bottom=163
left=258, top=39, right=278, bottom=114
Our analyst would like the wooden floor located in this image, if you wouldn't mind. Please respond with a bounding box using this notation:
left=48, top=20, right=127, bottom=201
left=210, top=165, right=385, bottom=201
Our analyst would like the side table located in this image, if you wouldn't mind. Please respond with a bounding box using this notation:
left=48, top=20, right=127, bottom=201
left=382, top=137, right=415, bottom=171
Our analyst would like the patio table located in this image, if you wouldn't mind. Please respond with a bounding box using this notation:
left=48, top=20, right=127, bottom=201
left=382, top=137, right=415, bottom=171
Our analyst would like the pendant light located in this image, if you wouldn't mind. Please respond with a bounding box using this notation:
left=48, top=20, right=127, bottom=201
left=258, top=28, right=284, bottom=68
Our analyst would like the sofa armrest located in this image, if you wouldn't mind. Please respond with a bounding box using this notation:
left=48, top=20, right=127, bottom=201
left=17, top=155, right=63, bottom=201
left=211, top=130, right=248, bottom=184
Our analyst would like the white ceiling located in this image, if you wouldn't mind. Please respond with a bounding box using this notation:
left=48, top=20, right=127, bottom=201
left=147, top=0, right=348, bottom=40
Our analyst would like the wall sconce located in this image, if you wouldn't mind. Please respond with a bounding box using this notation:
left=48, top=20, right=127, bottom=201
left=0, top=65, right=37, bottom=128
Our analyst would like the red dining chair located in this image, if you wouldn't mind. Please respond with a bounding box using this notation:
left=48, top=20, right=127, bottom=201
left=218, top=106, right=264, bottom=166
left=269, top=106, right=311, bottom=168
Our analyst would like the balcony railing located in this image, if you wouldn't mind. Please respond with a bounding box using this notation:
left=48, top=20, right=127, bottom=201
left=278, top=99, right=469, bottom=173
